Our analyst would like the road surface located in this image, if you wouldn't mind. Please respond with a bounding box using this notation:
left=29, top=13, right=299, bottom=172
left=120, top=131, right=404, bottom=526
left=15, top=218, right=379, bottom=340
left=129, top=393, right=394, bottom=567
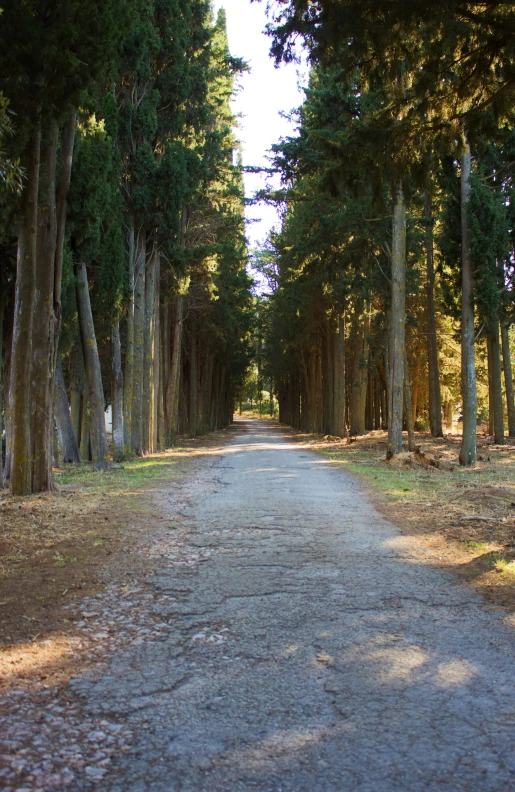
left=66, top=420, right=515, bottom=789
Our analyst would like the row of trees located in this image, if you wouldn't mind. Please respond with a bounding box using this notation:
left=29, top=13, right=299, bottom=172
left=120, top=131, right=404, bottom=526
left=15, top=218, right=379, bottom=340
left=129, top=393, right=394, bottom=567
left=256, top=0, right=515, bottom=464
left=0, top=1, right=253, bottom=495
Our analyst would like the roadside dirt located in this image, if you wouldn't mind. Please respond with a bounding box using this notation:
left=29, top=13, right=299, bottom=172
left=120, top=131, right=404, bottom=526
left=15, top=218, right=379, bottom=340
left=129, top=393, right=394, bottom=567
left=0, top=427, right=236, bottom=690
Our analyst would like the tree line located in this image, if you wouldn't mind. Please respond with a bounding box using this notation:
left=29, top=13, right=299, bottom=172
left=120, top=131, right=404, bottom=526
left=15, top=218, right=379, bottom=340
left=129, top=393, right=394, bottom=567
left=254, top=0, right=515, bottom=465
left=0, top=0, right=253, bottom=496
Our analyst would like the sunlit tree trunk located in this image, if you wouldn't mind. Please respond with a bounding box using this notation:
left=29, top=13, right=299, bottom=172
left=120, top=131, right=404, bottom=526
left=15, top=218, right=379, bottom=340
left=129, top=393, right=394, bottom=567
left=387, top=184, right=406, bottom=457
left=75, top=261, right=108, bottom=469
left=9, top=120, right=41, bottom=494
left=459, top=140, right=477, bottom=466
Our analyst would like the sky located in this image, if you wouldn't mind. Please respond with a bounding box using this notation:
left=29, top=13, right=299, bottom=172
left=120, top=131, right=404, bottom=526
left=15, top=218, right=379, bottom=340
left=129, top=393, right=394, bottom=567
left=212, top=0, right=307, bottom=249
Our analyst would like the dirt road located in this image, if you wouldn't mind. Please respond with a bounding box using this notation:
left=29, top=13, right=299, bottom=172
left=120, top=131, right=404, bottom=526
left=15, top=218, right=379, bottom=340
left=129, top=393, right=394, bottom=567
left=4, top=419, right=515, bottom=790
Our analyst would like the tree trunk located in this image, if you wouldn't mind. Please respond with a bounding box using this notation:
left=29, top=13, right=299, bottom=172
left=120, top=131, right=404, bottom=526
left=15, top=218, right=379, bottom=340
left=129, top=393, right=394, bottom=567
left=158, top=312, right=166, bottom=450
left=387, top=184, right=407, bottom=457
left=383, top=325, right=390, bottom=431
left=0, top=272, right=5, bottom=473
left=153, top=254, right=161, bottom=452
left=123, top=214, right=135, bottom=455
left=336, top=313, right=346, bottom=437
left=132, top=232, right=146, bottom=455
left=374, top=375, right=381, bottom=429
left=459, top=140, right=477, bottom=466
left=111, top=321, right=124, bottom=461
left=189, top=319, right=198, bottom=437
left=501, top=322, right=515, bottom=437
left=403, top=348, right=415, bottom=452
left=80, top=396, right=91, bottom=462
left=9, top=120, right=41, bottom=495
left=488, top=324, right=505, bottom=444
left=350, top=320, right=367, bottom=435
left=324, top=317, right=334, bottom=435
left=142, top=249, right=155, bottom=454
left=54, top=355, right=80, bottom=463
left=70, top=343, right=85, bottom=447
left=31, top=120, right=59, bottom=493
left=487, top=334, right=494, bottom=435
left=165, top=293, right=183, bottom=444
left=75, top=261, right=108, bottom=469
left=53, top=110, right=76, bottom=352
left=424, top=187, right=443, bottom=437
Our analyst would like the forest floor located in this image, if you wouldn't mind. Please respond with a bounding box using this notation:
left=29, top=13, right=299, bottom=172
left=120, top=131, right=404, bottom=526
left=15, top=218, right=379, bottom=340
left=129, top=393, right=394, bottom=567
left=288, top=428, right=515, bottom=611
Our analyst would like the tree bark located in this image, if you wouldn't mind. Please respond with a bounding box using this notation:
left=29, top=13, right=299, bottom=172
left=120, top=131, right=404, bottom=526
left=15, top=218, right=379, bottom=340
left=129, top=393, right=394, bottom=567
left=403, top=348, right=415, bottom=452
left=70, top=343, right=85, bottom=448
left=79, top=396, right=91, bottom=462
left=336, top=314, right=346, bottom=437
left=165, top=293, right=183, bottom=444
left=9, top=120, right=41, bottom=494
left=501, top=322, right=515, bottom=437
left=142, top=248, right=155, bottom=454
left=31, top=119, right=59, bottom=493
left=75, top=261, right=108, bottom=469
left=153, top=254, right=161, bottom=452
left=54, top=355, right=80, bottom=463
left=459, top=140, right=477, bottom=466
left=189, top=318, right=198, bottom=437
left=0, top=272, right=5, bottom=473
left=487, top=334, right=494, bottom=435
left=350, top=319, right=367, bottom=435
left=111, top=321, right=124, bottom=461
left=424, top=187, right=443, bottom=437
left=488, top=324, right=505, bottom=444
left=132, top=232, right=146, bottom=455
left=123, top=214, right=135, bottom=455
left=387, top=183, right=406, bottom=457
left=324, top=316, right=334, bottom=435
left=53, top=110, right=76, bottom=350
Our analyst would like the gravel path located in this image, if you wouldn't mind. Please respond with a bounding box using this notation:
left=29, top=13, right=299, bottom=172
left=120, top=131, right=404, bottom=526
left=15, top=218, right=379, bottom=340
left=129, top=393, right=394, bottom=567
left=4, top=419, right=515, bottom=791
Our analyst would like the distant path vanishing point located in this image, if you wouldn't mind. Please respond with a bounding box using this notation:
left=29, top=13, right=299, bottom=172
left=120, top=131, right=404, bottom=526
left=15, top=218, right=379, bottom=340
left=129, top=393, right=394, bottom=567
left=73, top=418, right=515, bottom=791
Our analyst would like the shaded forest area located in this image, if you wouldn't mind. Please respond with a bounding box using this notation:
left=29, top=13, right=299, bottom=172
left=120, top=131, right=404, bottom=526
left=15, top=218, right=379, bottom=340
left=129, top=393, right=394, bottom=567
left=253, top=0, right=515, bottom=468
left=0, top=0, right=253, bottom=496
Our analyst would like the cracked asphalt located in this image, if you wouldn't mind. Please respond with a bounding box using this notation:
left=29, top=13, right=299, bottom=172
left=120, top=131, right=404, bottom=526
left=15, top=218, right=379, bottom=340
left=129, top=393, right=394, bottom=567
left=72, top=419, right=515, bottom=791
